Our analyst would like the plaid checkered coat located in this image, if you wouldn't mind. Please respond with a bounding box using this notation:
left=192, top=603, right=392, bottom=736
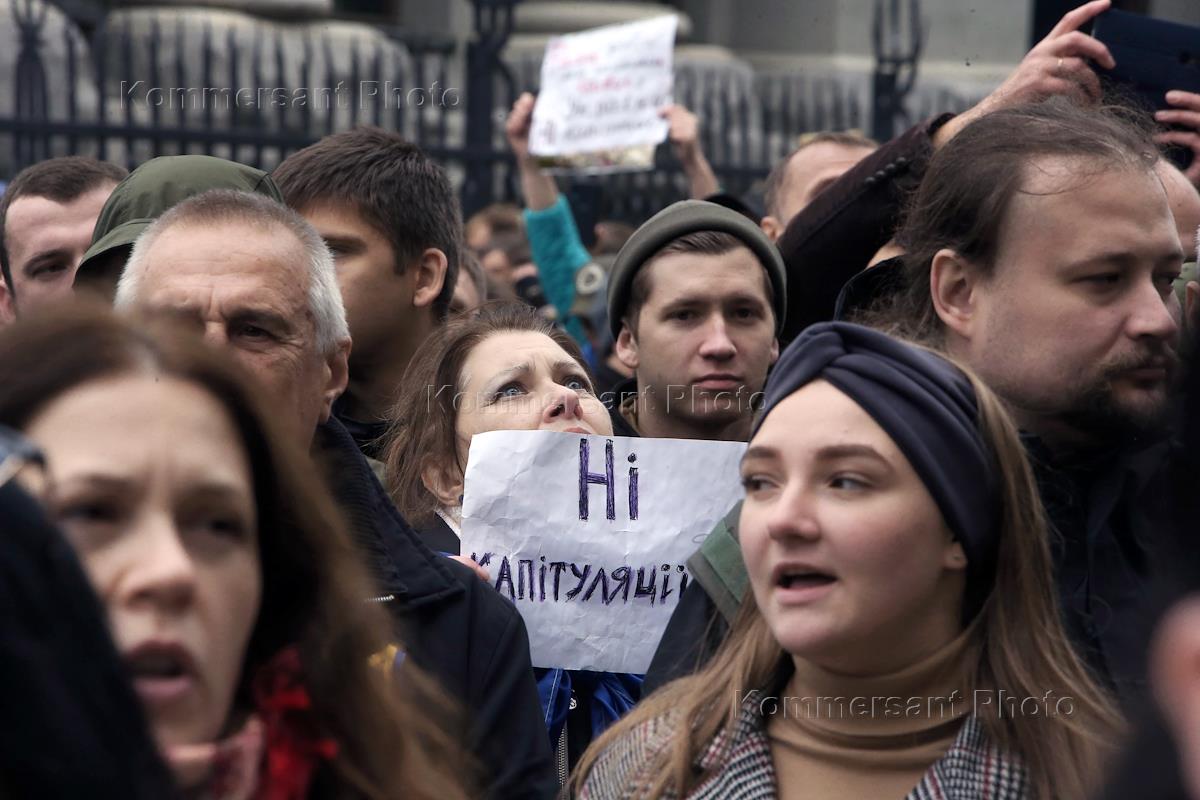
left=575, top=688, right=1029, bottom=800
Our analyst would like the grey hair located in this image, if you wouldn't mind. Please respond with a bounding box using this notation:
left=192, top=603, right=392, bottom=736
left=115, top=189, right=350, bottom=354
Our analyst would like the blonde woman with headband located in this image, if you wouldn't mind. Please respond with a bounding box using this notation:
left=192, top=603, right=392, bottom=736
left=572, top=321, right=1122, bottom=800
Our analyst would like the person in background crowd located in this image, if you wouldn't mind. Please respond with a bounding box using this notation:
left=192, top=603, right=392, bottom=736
left=0, top=156, right=126, bottom=322
left=72, top=155, right=282, bottom=304
left=605, top=200, right=785, bottom=440
left=1158, top=159, right=1200, bottom=264
left=114, top=189, right=557, bottom=799
left=0, top=305, right=468, bottom=799
left=1160, top=159, right=1200, bottom=331
left=452, top=251, right=489, bottom=316
left=758, top=131, right=877, bottom=242
left=385, top=300, right=641, bottom=783
left=573, top=322, right=1121, bottom=800
left=660, top=103, right=721, bottom=201
left=273, top=127, right=460, bottom=464
left=870, top=98, right=1179, bottom=699
left=1155, top=89, right=1200, bottom=188
left=504, top=93, right=722, bottom=367
left=480, top=229, right=531, bottom=291
left=591, top=221, right=635, bottom=258
left=0, top=425, right=177, bottom=799
left=503, top=91, right=599, bottom=354
left=466, top=202, right=523, bottom=256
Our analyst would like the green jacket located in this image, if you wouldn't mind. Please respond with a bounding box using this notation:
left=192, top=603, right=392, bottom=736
left=687, top=500, right=747, bottom=624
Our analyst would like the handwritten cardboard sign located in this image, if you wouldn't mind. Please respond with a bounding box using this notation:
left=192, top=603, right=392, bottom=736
left=529, top=15, right=678, bottom=173
left=461, top=430, right=746, bottom=673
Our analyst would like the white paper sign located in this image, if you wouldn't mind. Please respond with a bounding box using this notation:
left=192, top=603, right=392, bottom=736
left=461, top=430, right=746, bottom=674
left=529, top=15, right=678, bottom=164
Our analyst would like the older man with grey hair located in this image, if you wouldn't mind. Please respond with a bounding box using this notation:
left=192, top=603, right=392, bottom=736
left=116, top=187, right=558, bottom=800
left=116, top=188, right=349, bottom=446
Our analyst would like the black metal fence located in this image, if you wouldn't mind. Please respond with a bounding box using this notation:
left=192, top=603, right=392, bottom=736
left=0, top=0, right=979, bottom=225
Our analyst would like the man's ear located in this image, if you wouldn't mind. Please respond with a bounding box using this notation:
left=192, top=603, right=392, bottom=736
left=0, top=281, right=14, bottom=325
left=614, top=323, right=640, bottom=371
left=929, top=248, right=981, bottom=340
left=318, top=337, right=352, bottom=423
left=421, top=454, right=465, bottom=509
left=759, top=215, right=784, bottom=243
left=411, top=248, right=450, bottom=310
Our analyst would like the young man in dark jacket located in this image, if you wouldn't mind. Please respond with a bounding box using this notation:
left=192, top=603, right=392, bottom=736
left=273, top=128, right=459, bottom=465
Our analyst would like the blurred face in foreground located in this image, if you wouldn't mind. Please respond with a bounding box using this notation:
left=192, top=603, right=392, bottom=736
left=24, top=373, right=261, bottom=758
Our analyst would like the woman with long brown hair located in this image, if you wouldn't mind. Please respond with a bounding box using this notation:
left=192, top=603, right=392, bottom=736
left=0, top=304, right=468, bottom=800
left=572, top=321, right=1122, bottom=800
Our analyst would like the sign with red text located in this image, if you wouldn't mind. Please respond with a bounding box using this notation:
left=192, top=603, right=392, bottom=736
left=529, top=15, right=678, bottom=173
left=461, top=430, right=745, bottom=673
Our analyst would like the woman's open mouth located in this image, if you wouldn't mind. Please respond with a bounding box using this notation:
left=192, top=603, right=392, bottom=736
left=125, top=641, right=198, bottom=706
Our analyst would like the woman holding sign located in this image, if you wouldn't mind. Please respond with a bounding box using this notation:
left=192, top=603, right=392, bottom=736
left=571, top=321, right=1120, bottom=800
left=385, top=300, right=641, bottom=783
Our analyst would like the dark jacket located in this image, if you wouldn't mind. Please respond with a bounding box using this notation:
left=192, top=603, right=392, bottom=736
left=0, top=479, right=177, bottom=798
left=331, top=396, right=389, bottom=462
left=314, top=417, right=557, bottom=800
left=417, top=512, right=462, bottom=556
left=1024, top=434, right=1172, bottom=700
left=776, top=114, right=953, bottom=344
left=604, top=377, right=640, bottom=438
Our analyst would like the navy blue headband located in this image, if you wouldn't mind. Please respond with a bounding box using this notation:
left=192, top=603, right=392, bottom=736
left=754, top=321, right=1000, bottom=620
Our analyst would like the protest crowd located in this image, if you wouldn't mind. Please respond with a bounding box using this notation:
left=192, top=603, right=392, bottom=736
left=8, top=0, right=1200, bottom=797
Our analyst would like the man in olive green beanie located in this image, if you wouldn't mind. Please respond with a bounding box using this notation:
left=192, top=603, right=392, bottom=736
left=604, top=199, right=786, bottom=441
left=73, top=155, right=283, bottom=302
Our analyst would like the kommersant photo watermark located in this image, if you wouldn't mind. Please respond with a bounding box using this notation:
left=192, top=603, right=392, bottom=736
left=119, top=81, right=460, bottom=111
left=424, top=384, right=766, bottom=415
left=742, top=689, right=1077, bottom=720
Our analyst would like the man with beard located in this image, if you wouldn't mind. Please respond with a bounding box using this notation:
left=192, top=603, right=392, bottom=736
left=867, top=98, right=1181, bottom=698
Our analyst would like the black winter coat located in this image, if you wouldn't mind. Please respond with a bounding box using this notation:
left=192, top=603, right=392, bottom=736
left=315, top=417, right=557, bottom=799
left=0, top=479, right=176, bottom=798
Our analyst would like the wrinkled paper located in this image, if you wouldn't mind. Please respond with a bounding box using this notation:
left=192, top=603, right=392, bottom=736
left=461, top=430, right=745, bottom=673
left=529, top=15, right=678, bottom=173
